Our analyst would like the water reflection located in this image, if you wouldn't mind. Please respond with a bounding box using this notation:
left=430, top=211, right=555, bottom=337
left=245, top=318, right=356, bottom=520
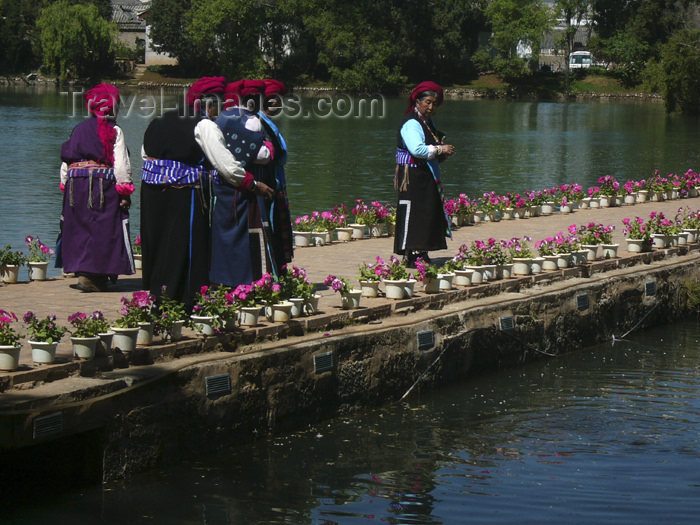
left=5, top=320, right=698, bottom=524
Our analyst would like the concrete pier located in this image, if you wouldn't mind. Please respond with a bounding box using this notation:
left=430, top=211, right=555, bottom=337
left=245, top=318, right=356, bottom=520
left=1, top=197, right=699, bottom=481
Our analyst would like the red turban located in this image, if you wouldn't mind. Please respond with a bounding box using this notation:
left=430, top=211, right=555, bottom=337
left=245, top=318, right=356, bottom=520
left=84, top=83, right=120, bottom=165
left=263, top=79, right=287, bottom=97
left=406, top=81, right=444, bottom=114
left=240, top=79, right=265, bottom=97
left=84, top=83, right=119, bottom=118
left=223, top=80, right=245, bottom=110
left=186, top=76, right=226, bottom=107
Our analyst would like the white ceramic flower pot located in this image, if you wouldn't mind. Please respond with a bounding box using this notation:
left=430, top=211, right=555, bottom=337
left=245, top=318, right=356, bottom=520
left=511, top=258, right=532, bottom=276
left=304, top=295, right=320, bottom=316
left=191, top=315, right=218, bottom=336
left=289, top=297, right=305, bottom=318
left=601, top=244, right=619, bottom=259
left=403, top=279, right=416, bottom=298
left=30, top=340, right=58, bottom=364
left=530, top=257, right=544, bottom=274
left=311, top=231, right=328, bottom=246
left=267, top=301, right=293, bottom=323
left=112, top=326, right=139, bottom=352
left=349, top=224, right=365, bottom=240
left=71, top=336, right=99, bottom=360
left=0, top=345, right=21, bottom=371
left=422, top=277, right=441, bottom=293
left=239, top=306, right=261, bottom=327
left=293, top=231, right=312, bottom=247
left=438, top=273, right=454, bottom=290
left=454, top=269, right=474, bottom=286
left=542, top=256, right=559, bottom=271
left=359, top=280, right=380, bottom=298
left=1, top=265, right=20, bottom=284
left=625, top=238, right=647, bottom=253
left=27, top=261, right=49, bottom=281
left=335, top=227, right=353, bottom=242
left=137, top=322, right=154, bottom=345
left=383, top=279, right=406, bottom=299
left=340, top=289, right=362, bottom=309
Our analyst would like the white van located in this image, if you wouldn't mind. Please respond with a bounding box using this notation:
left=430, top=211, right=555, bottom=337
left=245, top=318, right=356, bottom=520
left=569, top=51, right=593, bottom=69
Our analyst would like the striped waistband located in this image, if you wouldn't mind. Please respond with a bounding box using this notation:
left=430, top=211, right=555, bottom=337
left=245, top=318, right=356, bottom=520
left=67, top=161, right=115, bottom=180
left=396, top=148, right=420, bottom=167
left=141, top=158, right=208, bottom=185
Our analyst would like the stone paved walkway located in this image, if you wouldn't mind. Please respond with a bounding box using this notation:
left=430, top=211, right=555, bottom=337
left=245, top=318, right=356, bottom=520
left=0, top=196, right=696, bottom=369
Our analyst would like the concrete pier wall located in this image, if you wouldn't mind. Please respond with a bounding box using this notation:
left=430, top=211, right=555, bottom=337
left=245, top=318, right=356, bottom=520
left=20, top=256, right=695, bottom=481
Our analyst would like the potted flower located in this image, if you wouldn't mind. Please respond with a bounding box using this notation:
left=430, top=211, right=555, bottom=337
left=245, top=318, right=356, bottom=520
left=504, top=236, right=535, bottom=276
left=25, top=235, right=54, bottom=281
left=191, top=285, right=225, bottom=334
left=621, top=217, right=652, bottom=253
left=0, top=245, right=27, bottom=284
left=256, top=273, right=293, bottom=323
left=676, top=207, right=700, bottom=243
left=278, top=265, right=316, bottom=317
left=23, top=311, right=67, bottom=364
left=325, top=274, right=361, bottom=309
left=414, top=258, right=442, bottom=292
left=293, top=215, right=313, bottom=247
left=155, top=287, right=189, bottom=341
left=358, top=258, right=384, bottom=298
left=231, top=283, right=262, bottom=326
left=350, top=199, right=379, bottom=238
left=133, top=234, right=143, bottom=270
left=114, top=290, right=156, bottom=346
left=0, top=309, right=22, bottom=371
left=576, top=222, right=615, bottom=261
left=331, top=203, right=353, bottom=242
left=380, top=256, right=412, bottom=299
left=647, top=211, right=674, bottom=248
left=598, top=175, right=620, bottom=206
left=68, top=311, right=104, bottom=359
left=587, top=186, right=601, bottom=208
left=384, top=204, right=396, bottom=236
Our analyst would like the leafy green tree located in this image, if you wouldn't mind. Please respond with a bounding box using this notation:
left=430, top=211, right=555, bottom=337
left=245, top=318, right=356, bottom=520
left=589, top=0, right=698, bottom=86
left=553, top=1, right=592, bottom=89
left=658, top=28, right=700, bottom=114
left=37, top=0, right=117, bottom=79
left=0, top=0, right=42, bottom=74
left=185, top=0, right=266, bottom=77
left=485, top=0, right=553, bottom=80
left=302, top=0, right=407, bottom=91
left=431, top=0, right=489, bottom=82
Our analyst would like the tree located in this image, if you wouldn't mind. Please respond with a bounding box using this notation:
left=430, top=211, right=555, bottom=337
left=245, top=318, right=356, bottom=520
left=659, top=28, right=700, bottom=114
left=302, top=0, right=407, bottom=91
left=589, top=0, right=698, bottom=86
left=37, top=0, right=117, bottom=79
left=553, top=1, right=592, bottom=89
left=485, top=0, right=553, bottom=80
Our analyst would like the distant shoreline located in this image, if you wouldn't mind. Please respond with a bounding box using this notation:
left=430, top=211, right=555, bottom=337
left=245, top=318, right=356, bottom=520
left=0, top=76, right=663, bottom=102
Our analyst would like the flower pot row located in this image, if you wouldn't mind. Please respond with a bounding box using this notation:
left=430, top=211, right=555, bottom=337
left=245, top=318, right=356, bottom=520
left=0, top=262, right=50, bottom=284
left=293, top=223, right=395, bottom=247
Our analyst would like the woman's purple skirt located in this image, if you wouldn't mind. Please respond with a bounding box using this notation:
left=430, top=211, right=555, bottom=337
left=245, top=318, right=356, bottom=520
left=58, top=177, right=134, bottom=276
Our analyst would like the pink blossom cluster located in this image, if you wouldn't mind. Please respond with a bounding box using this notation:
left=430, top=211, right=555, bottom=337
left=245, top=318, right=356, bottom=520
left=25, top=235, right=54, bottom=262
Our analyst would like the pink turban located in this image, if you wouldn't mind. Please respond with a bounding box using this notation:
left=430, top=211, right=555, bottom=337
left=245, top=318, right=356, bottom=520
left=186, top=76, right=226, bottom=107
left=406, top=81, right=444, bottom=114
left=84, top=83, right=120, bottom=165
left=85, top=83, right=120, bottom=118
left=240, top=79, right=265, bottom=97
left=223, top=80, right=245, bottom=110
left=263, top=79, right=287, bottom=97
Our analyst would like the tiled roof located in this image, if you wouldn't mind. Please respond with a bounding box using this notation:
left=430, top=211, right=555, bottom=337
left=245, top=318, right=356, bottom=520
left=111, top=0, right=150, bottom=31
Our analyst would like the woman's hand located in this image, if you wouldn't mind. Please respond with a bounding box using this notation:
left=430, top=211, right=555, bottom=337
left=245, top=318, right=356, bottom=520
left=440, top=144, right=455, bottom=156
left=120, top=194, right=131, bottom=212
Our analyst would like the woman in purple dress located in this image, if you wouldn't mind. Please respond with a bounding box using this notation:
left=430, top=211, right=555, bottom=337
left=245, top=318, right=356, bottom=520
left=58, top=83, right=135, bottom=292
